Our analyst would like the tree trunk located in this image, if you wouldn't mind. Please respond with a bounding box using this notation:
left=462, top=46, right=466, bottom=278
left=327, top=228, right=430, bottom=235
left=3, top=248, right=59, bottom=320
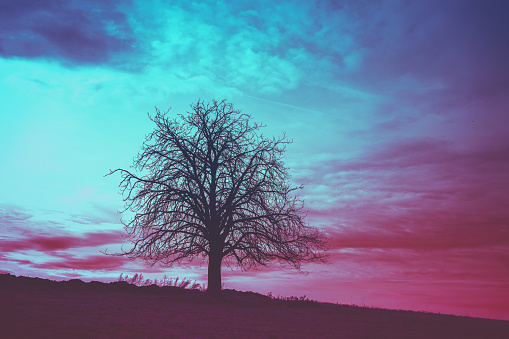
left=207, top=247, right=222, bottom=296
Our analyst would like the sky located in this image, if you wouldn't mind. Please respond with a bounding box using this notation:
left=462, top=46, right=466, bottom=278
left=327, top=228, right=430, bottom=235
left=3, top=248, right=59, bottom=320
left=1, top=0, right=508, bottom=321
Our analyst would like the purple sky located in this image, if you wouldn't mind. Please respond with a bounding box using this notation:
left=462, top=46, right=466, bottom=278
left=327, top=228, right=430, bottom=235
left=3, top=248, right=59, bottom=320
left=1, top=0, right=508, bottom=320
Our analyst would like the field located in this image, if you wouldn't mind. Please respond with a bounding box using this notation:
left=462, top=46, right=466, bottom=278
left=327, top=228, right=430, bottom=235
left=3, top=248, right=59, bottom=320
left=1, top=274, right=508, bottom=338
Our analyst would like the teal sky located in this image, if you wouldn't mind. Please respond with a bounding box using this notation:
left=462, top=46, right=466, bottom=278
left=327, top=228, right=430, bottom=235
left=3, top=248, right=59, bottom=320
left=1, top=0, right=509, bottom=320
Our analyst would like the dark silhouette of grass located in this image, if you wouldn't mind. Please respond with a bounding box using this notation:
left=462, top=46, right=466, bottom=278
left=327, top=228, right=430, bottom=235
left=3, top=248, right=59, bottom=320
left=1, top=273, right=508, bottom=338
left=117, top=273, right=202, bottom=290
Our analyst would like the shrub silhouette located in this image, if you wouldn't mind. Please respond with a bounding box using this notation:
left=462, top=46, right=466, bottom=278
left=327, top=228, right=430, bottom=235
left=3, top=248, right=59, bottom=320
left=118, top=273, right=202, bottom=290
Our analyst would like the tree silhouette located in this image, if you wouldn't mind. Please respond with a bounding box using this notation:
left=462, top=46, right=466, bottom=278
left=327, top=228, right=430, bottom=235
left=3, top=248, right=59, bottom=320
left=108, top=99, right=328, bottom=296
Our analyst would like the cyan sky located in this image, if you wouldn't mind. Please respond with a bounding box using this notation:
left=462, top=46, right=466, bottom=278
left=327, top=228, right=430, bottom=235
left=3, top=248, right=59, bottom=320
left=1, top=0, right=508, bottom=320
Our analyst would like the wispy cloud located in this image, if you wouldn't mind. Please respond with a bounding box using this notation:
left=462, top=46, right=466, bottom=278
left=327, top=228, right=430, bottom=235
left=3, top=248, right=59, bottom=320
left=0, top=204, right=128, bottom=276
left=28, top=254, right=128, bottom=271
left=0, top=0, right=370, bottom=95
left=0, top=230, right=124, bottom=253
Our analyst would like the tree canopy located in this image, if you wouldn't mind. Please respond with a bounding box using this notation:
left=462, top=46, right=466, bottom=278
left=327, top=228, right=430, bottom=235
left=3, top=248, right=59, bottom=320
left=108, top=99, right=328, bottom=295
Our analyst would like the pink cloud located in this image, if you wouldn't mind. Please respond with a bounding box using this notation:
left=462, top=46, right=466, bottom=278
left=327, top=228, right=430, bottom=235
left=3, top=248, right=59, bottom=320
left=30, top=254, right=128, bottom=271
left=302, top=137, right=508, bottom=245
left=0, top=230, right=125, bottom=253
left=0, top=228, right=131, bottom=276
left=2, top=253, right=130, bottom=273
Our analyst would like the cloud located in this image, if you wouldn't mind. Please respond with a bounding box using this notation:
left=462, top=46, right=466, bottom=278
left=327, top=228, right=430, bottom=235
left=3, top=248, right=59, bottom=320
left=0, top=204, right=32, bottom=228
left=317, top=0, right=509, bottom=149
left=30, top=254, right=128, bottom=271
left=0, top=0, right=370, bottom=95
left=349, top=0, right=509, bottom=156
left=348, top=1, right=509, bottom=87
left=4, top=253, right=129, bottom=272
left=0, top=230, right=124, bottom=253
left=3, top=0, right=507, bottom=101
left=0, top=204, right=128, bottom=277
left=0, top=204, right=208, bottom=277
left=0, top=0, right=133, bottom=64
left=84, top=0, right=367, bottom=95
left=297, top=137, right=509, bottom=255
left=0, top=213, right=132, bottom=275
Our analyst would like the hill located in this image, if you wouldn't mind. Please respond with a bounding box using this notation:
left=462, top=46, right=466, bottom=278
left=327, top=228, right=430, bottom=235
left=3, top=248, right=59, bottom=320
left=1, top=273, right=508, bottom=338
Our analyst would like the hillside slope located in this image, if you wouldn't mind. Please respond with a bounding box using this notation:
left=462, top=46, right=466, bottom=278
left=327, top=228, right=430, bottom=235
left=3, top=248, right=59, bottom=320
left=1, top=274, right=508, bottom=338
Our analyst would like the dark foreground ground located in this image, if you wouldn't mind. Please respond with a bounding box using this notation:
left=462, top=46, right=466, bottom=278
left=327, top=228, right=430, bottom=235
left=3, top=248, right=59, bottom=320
left=1, top=274, right=508, bottom=338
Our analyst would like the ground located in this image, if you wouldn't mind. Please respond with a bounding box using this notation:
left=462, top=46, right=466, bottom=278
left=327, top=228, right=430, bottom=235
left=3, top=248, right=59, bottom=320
left=1, top=274, right=508, bottom=338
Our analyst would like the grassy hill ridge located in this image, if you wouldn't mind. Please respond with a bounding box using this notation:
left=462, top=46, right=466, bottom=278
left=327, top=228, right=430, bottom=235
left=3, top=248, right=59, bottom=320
left=1, top=273, right=508, bottom=338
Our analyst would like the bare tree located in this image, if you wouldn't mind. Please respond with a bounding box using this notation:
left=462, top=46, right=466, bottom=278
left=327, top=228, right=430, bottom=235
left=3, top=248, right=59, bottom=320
left=108, top=99, right=328, bottom=296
